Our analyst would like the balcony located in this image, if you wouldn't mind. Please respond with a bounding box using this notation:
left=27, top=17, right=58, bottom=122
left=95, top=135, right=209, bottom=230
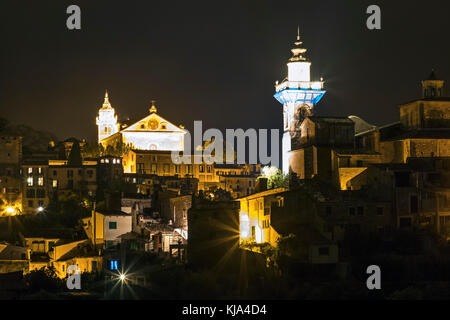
left=275, top=80, right=324, bottom=92
left=274, top=80, right=326, bottom=105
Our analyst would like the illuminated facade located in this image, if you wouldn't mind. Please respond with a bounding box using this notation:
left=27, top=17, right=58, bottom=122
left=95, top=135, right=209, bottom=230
left=97, top=94, right=186, bottom=152
left=96, top=91, right=120, bottom=143
left=122, top=149, right=259, bottom=194
left=238, top=188, right=287, bottom=246
left=274, top=29, right=326, bottom=174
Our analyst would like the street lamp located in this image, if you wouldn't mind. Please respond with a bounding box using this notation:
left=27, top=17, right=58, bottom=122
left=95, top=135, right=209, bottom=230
left=5, top=207, right=16, bottom=215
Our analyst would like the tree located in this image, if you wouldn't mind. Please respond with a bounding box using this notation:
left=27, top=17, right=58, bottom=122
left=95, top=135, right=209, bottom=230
left=25, top=267, right=64, bottom=294
left=67, top=140, right=82, bottom=166
left=260, top=166, right=289, bottom=189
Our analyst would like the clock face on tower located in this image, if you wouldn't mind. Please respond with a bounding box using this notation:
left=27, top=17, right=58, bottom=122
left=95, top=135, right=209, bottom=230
left=148, top=119, right=159, bottom=130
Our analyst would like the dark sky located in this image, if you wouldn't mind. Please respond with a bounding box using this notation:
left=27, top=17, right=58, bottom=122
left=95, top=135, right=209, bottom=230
left=1, top=0, right=450, bottom=142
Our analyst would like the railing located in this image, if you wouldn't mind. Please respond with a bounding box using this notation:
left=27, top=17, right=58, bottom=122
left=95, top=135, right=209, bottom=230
left=275, top=80, right=324, bottom=92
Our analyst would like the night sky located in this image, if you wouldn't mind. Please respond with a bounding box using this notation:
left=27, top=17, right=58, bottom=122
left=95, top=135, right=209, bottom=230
left=1, top=0, right=450, bottom=142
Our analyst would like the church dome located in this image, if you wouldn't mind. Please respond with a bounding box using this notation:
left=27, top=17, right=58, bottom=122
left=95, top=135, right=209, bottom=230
left=348, top=115, right=376, bottom=134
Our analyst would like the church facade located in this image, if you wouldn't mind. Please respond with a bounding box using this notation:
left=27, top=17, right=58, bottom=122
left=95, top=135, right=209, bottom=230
left=96, top=93, right=186, bottom=152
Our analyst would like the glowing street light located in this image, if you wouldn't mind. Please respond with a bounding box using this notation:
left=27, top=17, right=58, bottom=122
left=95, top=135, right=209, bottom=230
left=5, top=207, right=16, bottom=215
left=119, top=273, right=126, bottom=281
left=37, top=206, right=44, bottom=212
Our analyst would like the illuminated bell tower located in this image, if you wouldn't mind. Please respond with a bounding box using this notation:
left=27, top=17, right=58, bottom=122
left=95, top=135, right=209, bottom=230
left=96, top=91, right=119, bottom=143
left=274, top=28, right=326, bottom=174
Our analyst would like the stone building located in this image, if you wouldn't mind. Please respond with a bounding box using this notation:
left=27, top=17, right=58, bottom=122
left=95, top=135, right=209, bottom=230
left=0, top=136, right=22, bottom=215
left=21, top=160, right=49, bottom=214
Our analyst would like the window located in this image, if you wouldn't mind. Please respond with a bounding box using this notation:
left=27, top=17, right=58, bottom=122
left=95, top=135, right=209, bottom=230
left=349, top=207, right=356, bottom=216
left=357, top=206, right=364, bottom=216
left=52, top=180, right=58, bottom=188
left=67, top=170, right=73, bottom=178
left=38, top=177, right=44, bottom=186
left=163, top=164, right=170, bottom=173
left=318, top=247, right=330, bottom=256
left=110, top=260, right=118, bottom=270
left=187, top=165, right=192, bottom=174
left=28, top=200, right=34, bottom=208
left=410, top=195, right=418, bottom=214
left=26, top=189, right=35, bottom=198
left=199, top=165, right=204, bottom=173
left=53, top=170, right=57, bottom=176
left=376, top=207, right=384, bottom=216
left=27, top=177, right=33, bottom=187
left=207, top=166, right=212, bottom=173
left=37, top=189, right=46, bottom=198
left=28, top=167, right=33, bottom=174
left=175, top=165, right=180, bottom=174
left=109, top=221, right=117, bottom=229
left=151, top=164, right=157, bottom=174
left=251, top=226, right=256, bottom=240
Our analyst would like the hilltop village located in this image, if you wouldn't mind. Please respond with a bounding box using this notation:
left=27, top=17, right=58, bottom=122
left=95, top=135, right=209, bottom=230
left=1, top=32, right=450, bottom=299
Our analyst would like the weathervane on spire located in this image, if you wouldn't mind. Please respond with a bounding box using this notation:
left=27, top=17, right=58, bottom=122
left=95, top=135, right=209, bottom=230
left=290, top=26, right=307, bottom=62
left=149, top=99, right=157, bottom=113
left=102, top=90, right=111, bottom=108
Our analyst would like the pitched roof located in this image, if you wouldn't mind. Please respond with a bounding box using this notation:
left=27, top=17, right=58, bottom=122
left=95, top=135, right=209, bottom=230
left=96, top=209, right=130, bottom=216
left=121, top=111, right=185, bottom=134
left=348, top=115, right=376, bottom=134
left=306, top=116, right=354, bottom=125
left=382, top=129, right=450, bottom=141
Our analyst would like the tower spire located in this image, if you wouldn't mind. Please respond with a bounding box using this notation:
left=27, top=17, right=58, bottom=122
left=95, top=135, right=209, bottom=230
left=290, top=27, right=307, bottom=62
left=103, top=90, right=111, bottom=108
